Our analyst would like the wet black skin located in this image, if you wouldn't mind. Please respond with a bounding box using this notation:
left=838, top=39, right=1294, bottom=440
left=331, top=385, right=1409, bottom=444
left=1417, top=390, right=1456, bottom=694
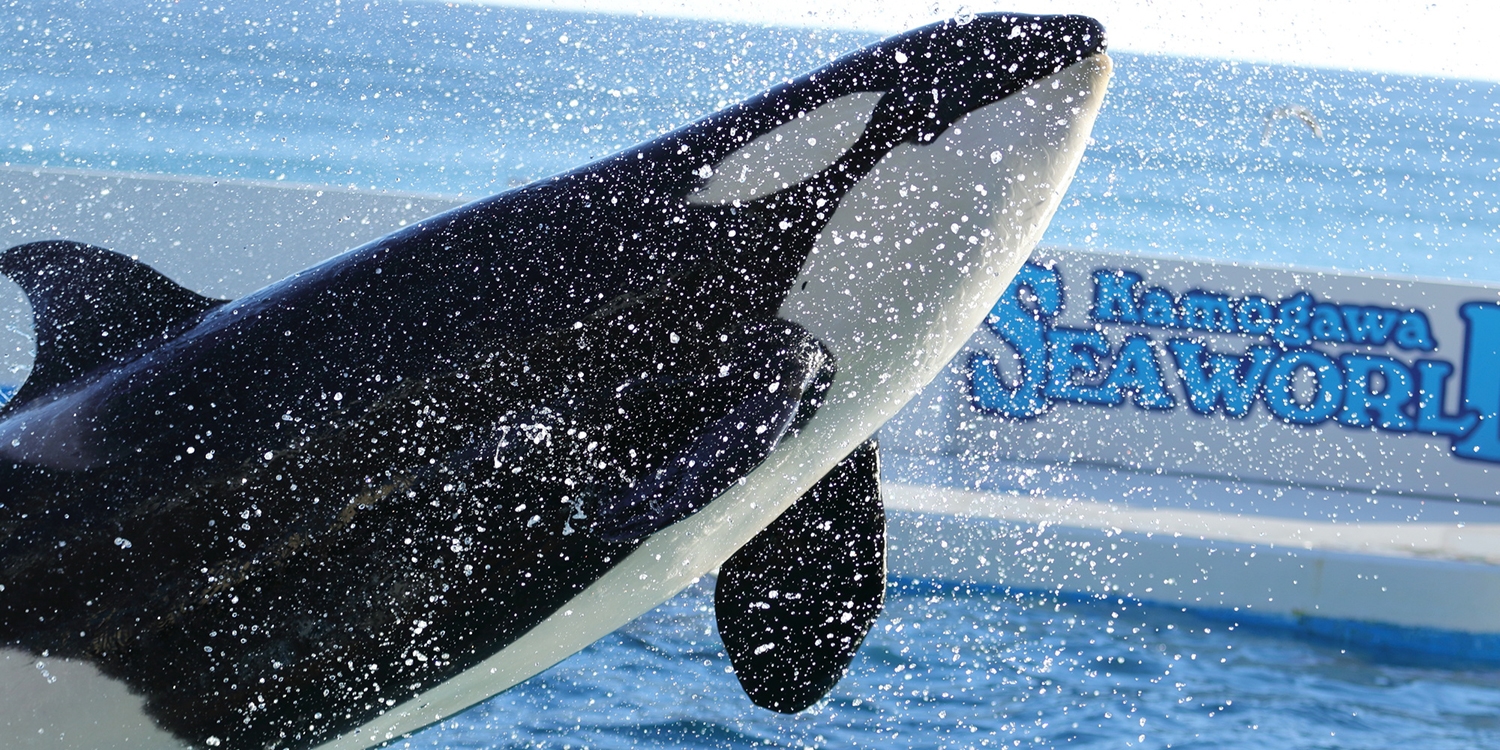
left=0, top=14, right=1102, bottom=749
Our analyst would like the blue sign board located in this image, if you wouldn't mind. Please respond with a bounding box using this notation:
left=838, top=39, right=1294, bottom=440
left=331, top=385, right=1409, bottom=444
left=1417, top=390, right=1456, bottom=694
left=959, top=250, right=1500, bottom=500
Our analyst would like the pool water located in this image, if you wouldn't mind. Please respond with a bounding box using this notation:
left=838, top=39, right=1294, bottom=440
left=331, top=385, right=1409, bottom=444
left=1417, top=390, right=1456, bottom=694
left=398, top=578, right=1500, bottom=749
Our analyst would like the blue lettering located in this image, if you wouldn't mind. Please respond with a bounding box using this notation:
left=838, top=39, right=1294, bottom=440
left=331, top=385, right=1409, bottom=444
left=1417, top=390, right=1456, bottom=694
left=1235, top=296, right=1276, bottom=336
left=1337, top=355, right=1415, bottom=432
left=1393, top=311, right=1438, bottom=351
left=1139, top=287, right=1178, bottom=328
left=1092, top=269, right=1142, bottom=324
left=1181, top=292, right=1236, bottom=333
left=976, top=271, right=1500, bottom=469
left=1310, top=303, right=1349, bottom=343
left=969, top=352, right=1030, bottom=418
left=1455, top=302, right=1500, bottom=461
left=1273, top=292, right=1314, bottom=347
left=1342, top=306, right=1400, bottom=346
left=1046, top=328, right=1119, bottom=405
left=1103, top=336, right=1174, bottom=409
left=1415, top=360, right=1478, bottom=438
left=1263, top=349, right=1345, bottom=425
left=1167, top=340, right=1275, bottom=417
left=971, top=263, right=1062, bottom=419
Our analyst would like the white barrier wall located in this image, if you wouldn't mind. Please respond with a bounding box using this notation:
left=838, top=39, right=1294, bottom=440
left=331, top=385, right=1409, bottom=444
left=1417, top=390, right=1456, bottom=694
left=877, top=249, right=1500, bottom=644
left=0, top=165, right=461, bottom=387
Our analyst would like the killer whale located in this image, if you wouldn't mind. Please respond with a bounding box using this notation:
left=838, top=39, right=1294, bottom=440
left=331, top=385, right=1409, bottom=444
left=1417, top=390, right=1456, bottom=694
left=0, top=12, right=1110, bottom=749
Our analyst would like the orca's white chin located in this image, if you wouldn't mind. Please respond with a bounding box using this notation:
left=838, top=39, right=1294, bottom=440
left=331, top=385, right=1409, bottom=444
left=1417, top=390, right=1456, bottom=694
left=781, top=51, right=1114, bottom=446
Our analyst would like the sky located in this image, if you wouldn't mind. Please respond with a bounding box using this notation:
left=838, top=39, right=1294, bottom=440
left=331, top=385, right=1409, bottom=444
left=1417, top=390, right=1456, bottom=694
left=487, top=0, right=1500, bottom=83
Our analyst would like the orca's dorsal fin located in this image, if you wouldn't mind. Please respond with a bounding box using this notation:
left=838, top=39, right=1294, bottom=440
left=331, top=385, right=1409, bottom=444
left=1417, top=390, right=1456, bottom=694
left=0, top=241, right=226, bottom=411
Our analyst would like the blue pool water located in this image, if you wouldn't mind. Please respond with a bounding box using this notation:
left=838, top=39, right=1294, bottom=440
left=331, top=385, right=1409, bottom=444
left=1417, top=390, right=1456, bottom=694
left=7, top=1, right=1500, bottom=747
left=398, top=578, right=1500, bottom=749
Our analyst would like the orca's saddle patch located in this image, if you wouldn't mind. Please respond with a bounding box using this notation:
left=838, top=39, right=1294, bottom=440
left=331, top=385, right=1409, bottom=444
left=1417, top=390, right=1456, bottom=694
left=0, top=241, right=224, bottom=412
left=715, top=438, right=886, bottom=712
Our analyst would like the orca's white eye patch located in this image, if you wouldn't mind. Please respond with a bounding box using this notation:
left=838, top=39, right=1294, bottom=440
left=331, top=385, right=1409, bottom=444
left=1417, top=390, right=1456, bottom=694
left=689, top=92, right=884, bottom=205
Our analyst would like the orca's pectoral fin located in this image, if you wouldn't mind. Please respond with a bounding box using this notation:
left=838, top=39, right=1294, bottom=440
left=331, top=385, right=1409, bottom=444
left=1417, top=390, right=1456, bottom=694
left=591, top=321, right=834, bottom=543
left=715, top=438, right=885, bottom=713
left=0, top=241, right=225, bottom=412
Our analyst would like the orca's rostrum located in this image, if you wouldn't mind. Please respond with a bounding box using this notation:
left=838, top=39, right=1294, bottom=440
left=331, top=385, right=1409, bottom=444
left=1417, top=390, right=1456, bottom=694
left=0, top=13, right=1110, bottom=749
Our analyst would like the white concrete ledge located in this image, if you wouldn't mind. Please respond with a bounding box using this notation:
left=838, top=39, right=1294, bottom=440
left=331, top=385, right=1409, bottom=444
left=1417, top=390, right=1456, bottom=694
left=885, top=481, right=1500, bottom=565
left=885, top=482, right=1500, bottom=637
